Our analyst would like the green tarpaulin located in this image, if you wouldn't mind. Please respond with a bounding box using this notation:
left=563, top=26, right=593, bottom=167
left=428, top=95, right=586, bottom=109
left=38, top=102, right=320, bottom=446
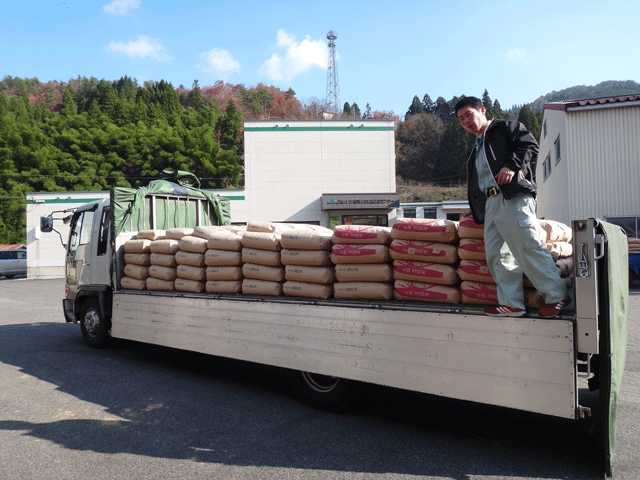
left=595, top=220, right=629, bottom=476
left=111, top=171, right=231, bottom=237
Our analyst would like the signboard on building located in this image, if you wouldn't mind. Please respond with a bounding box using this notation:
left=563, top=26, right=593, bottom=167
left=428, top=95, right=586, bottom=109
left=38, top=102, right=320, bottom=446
left=321, top=193, right=400, bottom=211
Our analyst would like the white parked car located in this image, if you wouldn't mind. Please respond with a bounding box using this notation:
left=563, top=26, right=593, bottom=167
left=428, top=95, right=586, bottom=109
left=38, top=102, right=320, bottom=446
left=0, top=248, right=27, bottom=278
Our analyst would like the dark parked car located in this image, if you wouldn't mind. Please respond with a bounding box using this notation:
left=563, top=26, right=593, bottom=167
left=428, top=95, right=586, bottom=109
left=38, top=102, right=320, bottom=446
left=0, top=248, right=27, bottom=278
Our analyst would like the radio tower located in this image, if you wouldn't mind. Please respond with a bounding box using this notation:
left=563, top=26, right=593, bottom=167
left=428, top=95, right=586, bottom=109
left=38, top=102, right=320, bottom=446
left=325, top=30, right=340, bottom=118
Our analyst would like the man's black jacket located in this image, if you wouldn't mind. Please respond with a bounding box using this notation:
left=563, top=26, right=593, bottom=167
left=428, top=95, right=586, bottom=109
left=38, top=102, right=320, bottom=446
left=467, top=119, right=539, bottom=224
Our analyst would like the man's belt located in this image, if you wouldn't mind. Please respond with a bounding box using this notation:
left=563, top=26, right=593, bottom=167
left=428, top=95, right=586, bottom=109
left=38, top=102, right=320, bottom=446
left=486, top=187, right=500, bottom=198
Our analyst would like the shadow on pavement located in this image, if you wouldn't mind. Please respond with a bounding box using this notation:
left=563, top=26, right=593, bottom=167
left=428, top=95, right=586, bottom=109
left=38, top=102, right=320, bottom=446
left=0, top=320, right=607, bottom=479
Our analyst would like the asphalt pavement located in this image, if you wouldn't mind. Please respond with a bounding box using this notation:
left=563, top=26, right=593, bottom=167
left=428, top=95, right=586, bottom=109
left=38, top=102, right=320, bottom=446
left=0, top=277, right=638, bottom=480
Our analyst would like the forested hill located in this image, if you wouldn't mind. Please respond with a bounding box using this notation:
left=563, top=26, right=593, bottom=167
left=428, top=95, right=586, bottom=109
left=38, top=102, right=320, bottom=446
left=525, top=80, right=640, bottom=113
left=1, top=75, right=638, bottom=244
left=0, top=77, right=252, bottom=244
left=0, top=75, right=394, bottom=244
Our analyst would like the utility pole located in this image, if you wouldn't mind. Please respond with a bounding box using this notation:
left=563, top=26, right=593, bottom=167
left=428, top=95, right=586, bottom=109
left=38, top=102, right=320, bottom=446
left=325, top=30, right=340, bottom=118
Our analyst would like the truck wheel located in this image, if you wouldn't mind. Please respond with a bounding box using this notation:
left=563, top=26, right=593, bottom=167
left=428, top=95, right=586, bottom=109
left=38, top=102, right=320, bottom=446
left=287, top=370, right=357, bottom=412
left=79, top=298, right=110, bottom=348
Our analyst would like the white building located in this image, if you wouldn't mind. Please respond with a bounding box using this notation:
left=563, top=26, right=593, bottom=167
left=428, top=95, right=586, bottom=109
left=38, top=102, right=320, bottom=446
left=537, top=94, right=640, bottom=235
left=242, top=119, right=398, bottom=228
left=397, top=200, right=469, bottom=220
left=26, top=119, right=399, bottom=278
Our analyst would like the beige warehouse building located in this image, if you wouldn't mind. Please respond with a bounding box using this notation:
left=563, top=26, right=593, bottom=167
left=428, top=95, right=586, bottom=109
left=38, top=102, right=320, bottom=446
left=537, top=94, right=640, bottom=237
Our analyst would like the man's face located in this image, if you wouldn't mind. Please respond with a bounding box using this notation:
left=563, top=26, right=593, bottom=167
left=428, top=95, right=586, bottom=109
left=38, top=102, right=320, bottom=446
left=456, top=105, right=488, bottom=136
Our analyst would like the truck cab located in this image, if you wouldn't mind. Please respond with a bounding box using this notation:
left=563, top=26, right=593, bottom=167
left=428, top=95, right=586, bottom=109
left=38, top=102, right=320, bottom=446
left=61, top=199, right=112, bottom=335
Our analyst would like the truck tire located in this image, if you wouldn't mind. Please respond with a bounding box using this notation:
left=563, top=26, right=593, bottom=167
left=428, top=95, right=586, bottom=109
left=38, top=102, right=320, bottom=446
left=287, top=370, right=357, bottom=412
left=79, top=297, right=110, bottom=348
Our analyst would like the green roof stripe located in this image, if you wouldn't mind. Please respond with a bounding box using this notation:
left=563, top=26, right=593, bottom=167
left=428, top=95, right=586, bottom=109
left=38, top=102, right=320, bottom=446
left=245, top=126, right=394, bottom=132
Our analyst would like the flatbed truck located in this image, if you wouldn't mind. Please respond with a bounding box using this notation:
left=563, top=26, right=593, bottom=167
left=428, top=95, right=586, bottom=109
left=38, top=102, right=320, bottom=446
left=41, top=176, right=629, bottom=476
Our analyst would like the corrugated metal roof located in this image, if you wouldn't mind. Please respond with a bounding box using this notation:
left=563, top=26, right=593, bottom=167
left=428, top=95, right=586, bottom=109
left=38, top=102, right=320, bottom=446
left=0, top=244, right=26, bottom=251
left=544, top=94, right=640, bottom=111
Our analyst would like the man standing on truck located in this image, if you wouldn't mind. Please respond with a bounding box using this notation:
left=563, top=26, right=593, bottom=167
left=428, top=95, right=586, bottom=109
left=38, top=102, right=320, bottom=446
left=455, top=96, right=568, bottom=318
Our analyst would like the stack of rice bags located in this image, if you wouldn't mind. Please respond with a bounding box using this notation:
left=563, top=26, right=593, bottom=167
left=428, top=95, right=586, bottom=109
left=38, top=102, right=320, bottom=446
left=455, top=214, right=575, bottom=308
left=241, top=222, right=287, bottom=296
left=524, top=219, right=574, bottom=308
left=147, top=231, right=180, bottom=291
left=629, top=236, right=640, bottom=253
left=121, top=233, right=154, bottom=290
left=204, top=225, right=245, bottom=294
left=169, top=228, right=209, bottom=293
left=280, top=226, right=335, bottom=299
left=390, top=219, right=461, bottom=303
left=329, top=225, right=394, bottom=300
left=456, top=213, right=498, bottom=305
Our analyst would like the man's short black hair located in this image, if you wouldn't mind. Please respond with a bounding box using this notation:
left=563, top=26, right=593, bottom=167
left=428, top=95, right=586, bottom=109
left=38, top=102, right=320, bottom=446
left=454, top=96, right=483, bottom=114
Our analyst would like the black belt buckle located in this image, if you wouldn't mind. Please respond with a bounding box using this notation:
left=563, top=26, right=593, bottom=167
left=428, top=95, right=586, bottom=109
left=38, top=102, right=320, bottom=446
left=487, top=187, right=500, bottom=198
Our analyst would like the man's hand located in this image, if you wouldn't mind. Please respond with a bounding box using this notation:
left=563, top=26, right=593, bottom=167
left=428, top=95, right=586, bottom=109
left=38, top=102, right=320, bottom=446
left=495, top=167, right=515, bottom=185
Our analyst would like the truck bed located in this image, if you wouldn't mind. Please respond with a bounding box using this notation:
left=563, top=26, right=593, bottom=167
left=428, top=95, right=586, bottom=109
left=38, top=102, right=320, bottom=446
left=112, top=290, right=578, bottom=419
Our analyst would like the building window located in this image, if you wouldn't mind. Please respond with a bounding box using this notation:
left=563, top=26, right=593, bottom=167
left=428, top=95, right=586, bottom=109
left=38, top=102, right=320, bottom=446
left=423, top=208, right=437, bottom=219
left=401, top=208, right=417, bottom=218
left=543, top=153, right=552, bottom=180
left=554, top=136, right=561, bottom=164
left=543, top=120, right=547, bottom=138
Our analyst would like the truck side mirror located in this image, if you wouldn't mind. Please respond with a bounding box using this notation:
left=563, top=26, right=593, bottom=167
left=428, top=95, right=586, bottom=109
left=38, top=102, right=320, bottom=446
left=40, top=215, right=54, bottom=233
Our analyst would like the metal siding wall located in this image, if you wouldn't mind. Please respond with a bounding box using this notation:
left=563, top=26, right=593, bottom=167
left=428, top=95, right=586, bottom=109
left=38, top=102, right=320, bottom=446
left=568, top=105, right=640, bottom=220
left=537, top=110, right=570, bottom=223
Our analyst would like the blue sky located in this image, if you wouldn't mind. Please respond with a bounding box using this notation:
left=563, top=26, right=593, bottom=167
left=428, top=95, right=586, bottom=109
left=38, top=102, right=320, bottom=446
left=2, top=0, right=639, bottom=117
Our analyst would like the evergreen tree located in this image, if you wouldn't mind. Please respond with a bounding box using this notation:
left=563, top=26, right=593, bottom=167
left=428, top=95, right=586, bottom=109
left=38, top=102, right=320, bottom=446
left=0, top=92, right=9, bottom=117
left=44, top=83, right=59, bottom=109
left=363, top=103, right=372, bottom=119
left=216, top=100, right=243, bottom=150
left=422, top=94, right=435, bottom=114
left=74, top=76, right=98, bottom=112
left=405, top=95, right=425, bottom=119
left=482, top=89, right=493, bottom=117
left=433, top=120, right=474, bottom=186
left=352, top=103, right=361, bottom=119
left=185, top=80, right=204, bottom=111
left=114, top=76, right=138, bottom=102
left=518, top=104, right=541, bottom=140
left=492, top=99, right=506, bottom=119
left=256, top=87, right=273, bottom=118
left=434, top=96, right=454, bottom=123
left=60, top=86, right=77, bottom=117
left=91, top=80, right=119, bottom=118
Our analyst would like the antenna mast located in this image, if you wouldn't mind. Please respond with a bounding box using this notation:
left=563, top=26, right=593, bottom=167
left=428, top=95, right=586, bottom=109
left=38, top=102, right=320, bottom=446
left=325, top=30, right=340, bottom=118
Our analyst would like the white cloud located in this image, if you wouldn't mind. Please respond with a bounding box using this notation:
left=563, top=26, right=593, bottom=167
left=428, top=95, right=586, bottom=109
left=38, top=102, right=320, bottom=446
left=259, top=29, right=329, bottom=81
left=506, top=48, right=527, bottom=60
left=199, top=48, right=241, bottom=74
left=107, top=35, right=172, bottom=61
left=103, top=0, right=141, bottom=16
